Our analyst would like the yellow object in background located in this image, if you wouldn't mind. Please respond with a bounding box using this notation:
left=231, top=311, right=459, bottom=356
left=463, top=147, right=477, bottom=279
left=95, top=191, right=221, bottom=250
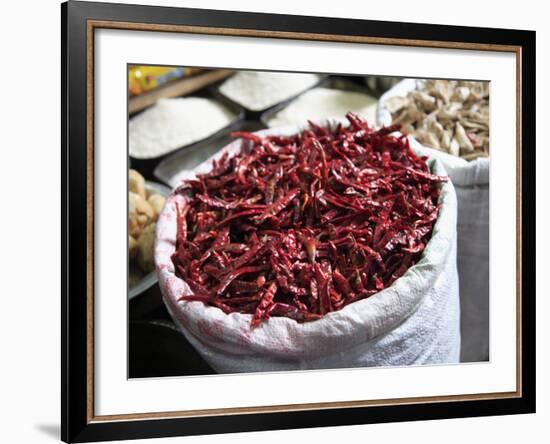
left=128, top=66, right=201, bottom=96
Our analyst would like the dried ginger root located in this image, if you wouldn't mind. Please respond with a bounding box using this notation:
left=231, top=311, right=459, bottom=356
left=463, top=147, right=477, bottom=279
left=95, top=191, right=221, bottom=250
left=128, top=169, right=167, bottom=280
left=386, top=80, right=489, bottom=160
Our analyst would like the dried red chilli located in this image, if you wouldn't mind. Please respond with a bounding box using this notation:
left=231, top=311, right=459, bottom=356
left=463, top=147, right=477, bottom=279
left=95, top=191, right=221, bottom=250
left=172, top=113, right=446, bottom=327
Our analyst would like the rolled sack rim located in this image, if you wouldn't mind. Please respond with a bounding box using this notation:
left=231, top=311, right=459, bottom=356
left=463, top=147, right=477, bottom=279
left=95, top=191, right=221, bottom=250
left=155, top=121, right=458, bottom=359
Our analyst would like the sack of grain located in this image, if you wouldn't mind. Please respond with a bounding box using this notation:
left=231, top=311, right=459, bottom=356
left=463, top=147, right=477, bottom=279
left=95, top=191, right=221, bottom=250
left=155, top=123, right=461, bottom=373
left=377, top=80, right=489, bottom=362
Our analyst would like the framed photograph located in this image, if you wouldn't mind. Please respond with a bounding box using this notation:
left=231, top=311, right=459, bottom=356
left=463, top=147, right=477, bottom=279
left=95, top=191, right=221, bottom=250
left=61, top=1, right=535, bottom=442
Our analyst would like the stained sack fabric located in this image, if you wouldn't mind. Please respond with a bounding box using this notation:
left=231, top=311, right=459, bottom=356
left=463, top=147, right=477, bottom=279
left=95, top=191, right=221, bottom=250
left=155, top=123, right=461, bottom=373
left=377, top=81, right=489, bottom=362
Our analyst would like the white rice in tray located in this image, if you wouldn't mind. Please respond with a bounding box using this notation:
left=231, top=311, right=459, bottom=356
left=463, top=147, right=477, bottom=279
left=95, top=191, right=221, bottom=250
left=218, top=71, right=322, bottom=111
left=265, top=87, right=378, bottom=128
left=129, top=97, right=236, bottom=159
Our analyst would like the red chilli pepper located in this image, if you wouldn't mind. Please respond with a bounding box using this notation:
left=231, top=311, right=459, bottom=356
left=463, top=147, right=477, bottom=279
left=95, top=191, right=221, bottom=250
left=251, top=282, right=277, bottom=327
left=172, top=113, right=446, bottom=326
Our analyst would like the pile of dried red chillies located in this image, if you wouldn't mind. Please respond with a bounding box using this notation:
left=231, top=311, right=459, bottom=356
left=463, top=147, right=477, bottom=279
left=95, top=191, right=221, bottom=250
left=172, top=113, right=446, bottom=326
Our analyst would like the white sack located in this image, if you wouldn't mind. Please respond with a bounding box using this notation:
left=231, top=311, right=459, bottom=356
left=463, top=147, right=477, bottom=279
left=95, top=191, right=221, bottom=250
left=155, top=123, right=461, bottom=374
left=377, top=81, right=489, bottom=362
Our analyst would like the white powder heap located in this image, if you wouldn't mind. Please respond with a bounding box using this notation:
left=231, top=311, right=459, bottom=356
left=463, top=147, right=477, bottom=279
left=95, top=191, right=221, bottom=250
left=266, top=87, right=378, bottom=128
left=219, top=71, right=321, bottom=111
left=129, top=97, right=236, bottom=159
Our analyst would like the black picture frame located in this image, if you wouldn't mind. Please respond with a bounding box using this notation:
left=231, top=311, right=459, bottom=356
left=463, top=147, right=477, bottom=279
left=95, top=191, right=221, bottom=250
left=61, top=1, right=536, bottom=442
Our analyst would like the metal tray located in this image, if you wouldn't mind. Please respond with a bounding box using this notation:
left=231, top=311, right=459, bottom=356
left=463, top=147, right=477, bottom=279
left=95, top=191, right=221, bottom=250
left=129, top=90, right=245, bottom=180
left=260, top=76, right=377, bottom=127
left=153, top=120, right=266, bottom=188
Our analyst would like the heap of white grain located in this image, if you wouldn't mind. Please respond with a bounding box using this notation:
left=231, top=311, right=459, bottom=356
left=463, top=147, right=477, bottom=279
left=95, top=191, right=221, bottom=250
left=129, top=97, right=236, bottom=159
left=219, top=71, right=322, bottom=111
left=265, top=87, right=377, bottom=128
